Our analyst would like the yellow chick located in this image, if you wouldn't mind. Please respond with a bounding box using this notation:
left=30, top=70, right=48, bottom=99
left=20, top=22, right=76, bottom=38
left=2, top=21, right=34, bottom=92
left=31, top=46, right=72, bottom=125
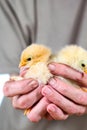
left=56, top=45, right=87, bottom=74
left=19, top=44, right=53, bottom=84
left=55, top=45, right=87, bottom=92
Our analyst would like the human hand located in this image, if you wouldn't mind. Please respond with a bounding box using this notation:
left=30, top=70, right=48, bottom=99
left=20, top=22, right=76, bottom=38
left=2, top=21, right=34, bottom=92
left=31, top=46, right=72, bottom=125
left=3, top=78, right=51, bottom=122
left=3, top=78, right=42, bottom=109
left=42, top=62, right=87, bottom=120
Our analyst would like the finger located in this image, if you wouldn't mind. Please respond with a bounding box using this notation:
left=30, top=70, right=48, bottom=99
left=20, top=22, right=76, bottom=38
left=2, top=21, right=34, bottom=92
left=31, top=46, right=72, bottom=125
left=48, top=77, right=87, bottom=106
left=42, top=85, right=87, bottom=115
left=44, top=113, right=53, bottom=120
left=48, top=62, right=87, bottom=87
left=3, top=78, right=38, bottom=97
left=27, top=97, right=50, bottom=122
left=12, top=84, right=43, bottom=109
left=47, top=104, right=69, bottom=120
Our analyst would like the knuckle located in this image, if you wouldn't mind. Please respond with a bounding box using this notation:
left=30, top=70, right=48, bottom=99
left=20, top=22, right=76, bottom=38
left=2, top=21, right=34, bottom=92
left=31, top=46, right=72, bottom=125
left=18, top=99, right=26, bottom=108
left=59, top=86, right=67, bottom=94
left=54, top=115, right=68, bottom=120
left=27, top=115, right=41, bottom=123
left=19, top=85, right=29, bottom=93
left=78, top=94, right=87, bottom=105
left=76, top=108, right=86, bottom=116
left=18, top=97, right=31, bottom=108
left=61, top=115, right=68, bottom=120
left=69, top=106, right=86, bottom=115
left=68, top=106, right=77, bottom=115
left=3, top=86, right=9, bottom=96
left=12, top=101, right=18, bottom=108
left=58, top=116, right=66, bottom=120
left=69, top=110, right=76, bottom=115
left=20, top=85, right=25, bottom=91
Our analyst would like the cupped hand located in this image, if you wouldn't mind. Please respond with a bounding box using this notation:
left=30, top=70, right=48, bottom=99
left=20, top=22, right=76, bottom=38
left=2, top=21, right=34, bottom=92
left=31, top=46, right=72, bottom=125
left=42, top=62, right=87, bottom=120
left=3, top=78, right=51, bottom=122
left=3, top=78, right=43, bottom=109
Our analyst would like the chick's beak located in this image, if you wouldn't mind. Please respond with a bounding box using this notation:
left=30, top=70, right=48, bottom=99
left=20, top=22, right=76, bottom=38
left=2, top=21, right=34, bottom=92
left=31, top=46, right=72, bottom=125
left=84, top=68, right=87, bottom=74
left=19, top=62, right=26, bottom=68
left=83, top=65, right=87, bottom=74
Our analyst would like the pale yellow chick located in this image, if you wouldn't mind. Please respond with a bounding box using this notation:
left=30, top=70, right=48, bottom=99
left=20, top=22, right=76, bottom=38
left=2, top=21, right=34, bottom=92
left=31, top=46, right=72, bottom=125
left=19, top=44, right=53, bottom=84
left=55, top=45, right=87, bottom=92
left=56, top=45, right=87, bottom=74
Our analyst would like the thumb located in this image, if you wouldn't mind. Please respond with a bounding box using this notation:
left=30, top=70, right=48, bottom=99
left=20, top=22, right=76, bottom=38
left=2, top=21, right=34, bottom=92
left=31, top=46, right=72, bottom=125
left=48, top=62, right=66, bottom=76
left=48, top=62, right=59, bottom=75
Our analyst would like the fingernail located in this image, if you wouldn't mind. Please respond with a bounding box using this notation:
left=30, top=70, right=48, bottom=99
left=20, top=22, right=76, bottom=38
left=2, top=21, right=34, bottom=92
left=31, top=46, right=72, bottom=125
left=49, top=106, right=56, bottom=112
left=49, top=78, right=56, bottom=86
left=42, top=86, right=52, bottom=95
left=29, top=80, right=38, bottom=86
left=48, top=64, right=55, bottom=71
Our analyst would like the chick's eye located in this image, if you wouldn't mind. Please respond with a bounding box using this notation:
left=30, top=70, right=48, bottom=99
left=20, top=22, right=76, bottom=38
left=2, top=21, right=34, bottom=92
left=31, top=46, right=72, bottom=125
left=81, top=63, right=85, bottom=67
left=27, top=57, right=32, bottom=61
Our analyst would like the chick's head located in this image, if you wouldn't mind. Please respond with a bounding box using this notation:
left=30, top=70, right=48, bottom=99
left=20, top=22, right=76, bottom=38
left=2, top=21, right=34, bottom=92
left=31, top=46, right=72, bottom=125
left=57, top=45, right=87, bottom=73
left=19, top=44, right=51, bottom=68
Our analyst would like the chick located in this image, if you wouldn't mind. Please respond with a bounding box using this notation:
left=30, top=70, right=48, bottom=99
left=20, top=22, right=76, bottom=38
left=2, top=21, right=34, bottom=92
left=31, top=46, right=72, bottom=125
left=56, top=45, right=87, bottom=74
left=55, top=45, right=87, bottom=91
left=19, top=44, right=53, bottom=84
